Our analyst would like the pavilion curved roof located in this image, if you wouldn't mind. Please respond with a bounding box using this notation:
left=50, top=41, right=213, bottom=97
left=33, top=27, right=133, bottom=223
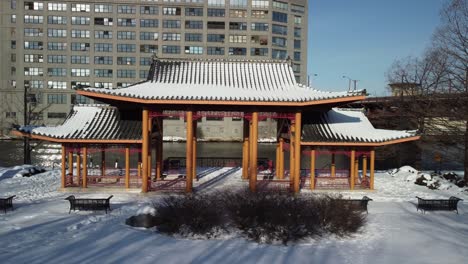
left=79, top=58, right=365, bottom=105
left=16, top=105, right=142, bottom=143
left=301, top=108, right=419, bottom=146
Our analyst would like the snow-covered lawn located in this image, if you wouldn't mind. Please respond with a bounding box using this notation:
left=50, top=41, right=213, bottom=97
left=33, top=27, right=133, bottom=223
left=0, top=166, right=467, bottom=264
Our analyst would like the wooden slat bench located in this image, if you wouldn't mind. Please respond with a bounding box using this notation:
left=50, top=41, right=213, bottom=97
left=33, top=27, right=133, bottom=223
left=65, top=195, right=113, bottom=214
left=338, top=196, right=373, bottom=213
left=0, top=195, right=16, bottom=214
left=415, top=196, right=463, bottom=214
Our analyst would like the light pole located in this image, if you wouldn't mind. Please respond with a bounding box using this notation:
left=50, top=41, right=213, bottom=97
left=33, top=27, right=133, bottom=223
left=342, top=75, right=358, bottom=92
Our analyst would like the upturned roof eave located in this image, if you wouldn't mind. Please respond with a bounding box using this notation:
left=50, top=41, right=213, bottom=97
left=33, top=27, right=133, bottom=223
left=300, top=135, right=421, bottom=147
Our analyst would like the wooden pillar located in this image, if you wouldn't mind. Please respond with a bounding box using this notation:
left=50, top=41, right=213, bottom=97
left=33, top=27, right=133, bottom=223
left=142, top=108, right=149, bottom=193
left=101, top=147, right=106, bottom=177
left=61, top=145, right=66, bottom=188
left=82, top=146, right=87, bottom=188
left=275, top=143, right=280, bottom=178
left=186, top=111, right=194, bottom=193
left=76, top=151, right=81, bottom=186
left=350, top=150, right=355, bottom=190
left=293, top=112, right=301, bottom=193
left=355, top=158, right=359, bottom=184
left=249, top=112, right=258, bottom=192
left=148, top=117, right=152, bottom=181
left=156, top=117, right=163, bottom=180
left=331, top=153, right=336, bottom=177
left=68, top=150, right=73, bottom=175
left=310, top=149, right=316, bottom=190
left=192, top=120, right=197, bottom=180
left=242, top=118, right=249, bottom=179
left=289, top=120, right=295, bottom=188
left=249, top=117, right=253, bottom=179
left=125, top=146, right=130, bottom=188
left=370, top=150, right=375, bottom=190
left=278, top=138, right=284, bottom=179
left=362, top=155, right=368, bottom=178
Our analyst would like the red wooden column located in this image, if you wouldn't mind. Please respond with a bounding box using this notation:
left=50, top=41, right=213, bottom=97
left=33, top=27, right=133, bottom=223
left=156, top=117, right=163, bottom=180
left=310, top=149, right=316, bottom=190
left=331, top=153, right=336, bottom=177
left=185, top=111, right=194, bottom=193
left=192, top=119, right=197, bottom=180
left=293, top=112, right=302, bottom=193
left=350, top=150, right=356, bottom=190
left=289, top=120, right=295, bottom=191
left=142, top=108, right=149, bottom=193
left=278, top=138, right=284, bottom=179
left=249, top=112, right=258, bottom=192
left=148, top=116, right=152, bottom=181
left=76, top=150, right=81, bottom=186
left=242, top=118, right=250, bottom=179
left=370, top=149, right=375, bottom=190
left=125, top=146, right=130, bottom=188
left=82, top=146, right=87, bottom=188
left=61, top=144, right=66, bottom=189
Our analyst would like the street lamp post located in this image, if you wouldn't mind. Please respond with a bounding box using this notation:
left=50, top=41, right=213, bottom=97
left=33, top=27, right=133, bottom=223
left=342, top=75, right=359, bottom=92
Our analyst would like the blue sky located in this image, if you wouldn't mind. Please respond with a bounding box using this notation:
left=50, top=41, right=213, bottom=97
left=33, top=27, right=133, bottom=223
left=307, top=0, right=445, bottom=96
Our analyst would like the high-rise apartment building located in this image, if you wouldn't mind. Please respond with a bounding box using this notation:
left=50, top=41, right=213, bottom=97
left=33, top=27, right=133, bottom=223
left=0, top=0, right=308, bottom=137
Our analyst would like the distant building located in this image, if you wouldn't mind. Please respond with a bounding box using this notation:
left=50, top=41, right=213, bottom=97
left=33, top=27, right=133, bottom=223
left=388, top=82, right=423, bottom=97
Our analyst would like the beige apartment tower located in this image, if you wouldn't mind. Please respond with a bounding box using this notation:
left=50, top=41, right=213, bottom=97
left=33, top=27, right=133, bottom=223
left=0, top=0, right=308, bottom=138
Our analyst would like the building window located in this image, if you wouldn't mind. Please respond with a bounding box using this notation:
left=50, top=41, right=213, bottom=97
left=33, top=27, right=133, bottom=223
left=24, top=15, right=43, bottom=24
left=251, top=10, right=269, bottom=18
left=24, top=28, right=44, bottom=37
left=117, top=5, right=136, bottom=14
left=163, top=7, right=181, bottom=16
left=47, top=29, right=67, bottom=38
left=272, top=1, right=288, bottom=10
left=71, top=55, right=89, bottom=64
left=117, top=31, right=135, bottom=40
left=24, top=2, right=43, bottom=10
left=141, top=6, right=158, bottom=14
left=71, top=94, right=90, bottom=104
left=11, top=14, right=17, bottom=23
left=252, top=0, right=269, bottom=8
left=251, top=48, right=268, bottom=56
left=48, top=16, right=67, bottom=24
left=117, top=83, right=132, bottom=88
left=95, top=4, right=112, bottom=13
left=272, top=12, right=288, bottom=23
left=229, top=22, right=247, bottom=30
left=229, top=35, right=247, bottom=43
left=11, top=0, right=16, bottom=9
left=230, top=9, right=247, bottom=18
left=94, top=17, right=113, bottom=26
left=47, top=55, right=66, bottom=64
left=117, top=57, right=136, bottom=65
left=11, top=40, right=16, bottom=49
left=48, top=3, right=67, bottom=11
left=95, top=82, right=113, bottom=89
left=140, top=70, right=149, bottom=79
left=208, top=0, right=225, bottom=7
left=94, top=43, right=112, bottom=52
left=162, top=45, right=180, bottom=54
left=25, top=80, right=44, bottom=89
left=94, top=69, right=113, bottom=77
left=272, top=24, right=287, bottom=35
left=47, top=81, right=67, bottom=89
left=207, top=21, right=225, bottom=30
left=140, top=32, right=159, bottom=40
left=94, top=56, right=113, bottom=65
left=185, top=46, right=203, bottom=54
left=291, top=4, right=305, bottom=13
left=117, top=70, right=136, bottom=78
left=207, top=9, right=225, bottom=17
left=207, top=47, right=225, bottom=55
left=140, top=45, right=158, bottom=53
left=163, top=20, right=181, bottom=28
left=71, top=42, right=90, bottom=51
left=24, top=41, right=43, bottom=50
left=140, top=19, right=158, bottom=27
left=185, top=20, right=203, bottom=29
left=185, top=8, right=203, bottom=16
left=71, top=81, right=90, bottom=89
left=48, top=42, right=67, bottom=50
left=47, top=68, right=67, bottom=77
left=6, top=112, right=17, bottom=119
left=117, top=44, right=136, bottom=52
left=24, top=54, right=44, bottom=63
left=185, top=33, right=203, bottom=42
left=117, top=18, right=136, bottom=27
left=294, top=28, right=302, bottom=38
left=48, top=112, right=67, bottom=119
left=11, top=54, right=16, bottom=62
left=71, top=4, right=90, bottom=12
left=294, top=52, right=301, bottom=61
left=230, top=0, right=247, bottom=8
left=140, top=57, right=152, bottom=65
left=272, top=49, right=287, bottom=59
left=162, top=33, right=181, bottom=41
left=47, top=94, right=67, bottom=104
left=71, top=30, right=90, bottom=38
left=71, top=68, right=90, bottom=77
left=207, top=34, right=225, bottom=42
left=72, top=16, right=90, bottom=25
left=272, top=37, right=287, bottom=47
left=251, top=23, right=269, bottom=31
left=294, top=40, right=301, bottom=49
left=229, top=47, right=246, bottom=55
left=292, top=64, right=301, bottom=73
left=95, top=30, right=113, bottom=39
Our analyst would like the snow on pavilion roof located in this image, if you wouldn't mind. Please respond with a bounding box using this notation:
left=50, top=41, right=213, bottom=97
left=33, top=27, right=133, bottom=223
left=302, top=108, right=418, bottom=143
left=82, top=58, right=360, bottom=102
left=18, top=105, right=141, bottom=141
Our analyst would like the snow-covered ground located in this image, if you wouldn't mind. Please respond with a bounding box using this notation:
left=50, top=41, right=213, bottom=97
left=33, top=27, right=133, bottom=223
left=0, top=166, right=467, bottom=264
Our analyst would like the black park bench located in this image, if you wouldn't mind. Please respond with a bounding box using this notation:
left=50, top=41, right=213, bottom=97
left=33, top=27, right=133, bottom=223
left=338, top=196, right=373, bottom=213
left=0, top=195, right=16, bottom=214
left=65, top=195, right=113, bottom=214
left=416, top=196, right=463, bottom=214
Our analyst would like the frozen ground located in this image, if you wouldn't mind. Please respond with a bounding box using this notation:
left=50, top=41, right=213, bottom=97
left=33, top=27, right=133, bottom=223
left=0, top=166, right=467, bottom=264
